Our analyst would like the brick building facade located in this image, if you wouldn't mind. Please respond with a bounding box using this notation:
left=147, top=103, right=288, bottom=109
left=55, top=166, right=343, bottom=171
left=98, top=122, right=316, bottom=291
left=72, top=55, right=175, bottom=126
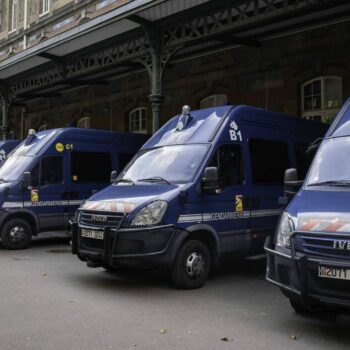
left=0, top=1, right=348, bottom=139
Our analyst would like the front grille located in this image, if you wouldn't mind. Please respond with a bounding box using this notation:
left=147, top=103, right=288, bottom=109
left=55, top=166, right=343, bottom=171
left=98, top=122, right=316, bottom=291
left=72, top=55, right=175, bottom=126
left=78, top=210, right=125, bottom=229
left=295, top=234, right=350, bottom=260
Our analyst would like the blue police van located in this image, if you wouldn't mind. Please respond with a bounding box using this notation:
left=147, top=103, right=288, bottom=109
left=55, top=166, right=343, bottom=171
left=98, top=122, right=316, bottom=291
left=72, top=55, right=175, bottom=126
left=0, top=128, right=147, bottom=250
left=0, top=140, right=21, bottom=164
left=265, top=98, right=350, bottom=313
left=72, top=105, right=326, bottom=289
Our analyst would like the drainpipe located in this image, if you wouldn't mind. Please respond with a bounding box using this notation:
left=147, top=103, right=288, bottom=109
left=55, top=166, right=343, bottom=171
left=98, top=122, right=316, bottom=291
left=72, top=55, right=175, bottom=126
left=23, top=0, right=28, bottom=49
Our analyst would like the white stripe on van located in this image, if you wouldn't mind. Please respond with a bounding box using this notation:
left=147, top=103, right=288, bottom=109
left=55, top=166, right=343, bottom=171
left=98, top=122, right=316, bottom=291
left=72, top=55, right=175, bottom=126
left=178, top=209, right=281, bottom=223
left=3, top=200, right=84, bottom=209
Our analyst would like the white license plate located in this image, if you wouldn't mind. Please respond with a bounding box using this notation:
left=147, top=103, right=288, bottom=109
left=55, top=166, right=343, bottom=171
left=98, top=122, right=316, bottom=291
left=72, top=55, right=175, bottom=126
left=318, top=265, right=350, bottom=281
left=81, top=229, right=104, bottom=240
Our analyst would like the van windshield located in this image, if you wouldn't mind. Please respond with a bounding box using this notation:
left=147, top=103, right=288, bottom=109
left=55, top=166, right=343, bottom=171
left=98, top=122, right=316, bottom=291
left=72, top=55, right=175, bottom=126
left=307, top=137, right=350, bottom=186
left=119, top=144, right=209, bottom=184
left=0, top=156, right=33, bottom=182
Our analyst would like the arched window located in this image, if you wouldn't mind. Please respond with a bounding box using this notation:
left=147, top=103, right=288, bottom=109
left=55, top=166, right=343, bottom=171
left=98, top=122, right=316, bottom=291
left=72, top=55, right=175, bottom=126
left=38, top=124, right=48, bottom=131
left=129, top=107, right=147, bottom=133
left=301, top=76, right=342, bottom=123
left=200, top=94, right=227, bottom=109
left=77, top=117, right=91, bottom=129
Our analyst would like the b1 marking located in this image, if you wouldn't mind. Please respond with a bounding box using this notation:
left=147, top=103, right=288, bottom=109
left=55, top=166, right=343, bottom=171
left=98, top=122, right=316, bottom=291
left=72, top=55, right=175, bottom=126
left=229, top=121, right=242, bottom=142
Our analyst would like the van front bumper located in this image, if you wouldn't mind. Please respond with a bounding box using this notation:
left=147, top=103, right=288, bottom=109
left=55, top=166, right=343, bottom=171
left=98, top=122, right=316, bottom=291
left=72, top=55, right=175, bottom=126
left=265, top=234, right=350, bottom=311
left=71, top=223, right=188, bottom=270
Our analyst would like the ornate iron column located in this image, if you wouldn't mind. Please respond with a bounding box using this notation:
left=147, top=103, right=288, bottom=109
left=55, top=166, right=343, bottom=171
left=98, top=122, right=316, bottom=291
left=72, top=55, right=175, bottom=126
left=135, top=21, right=180, bottom=134
left=0, top=88, right=11, bottom=141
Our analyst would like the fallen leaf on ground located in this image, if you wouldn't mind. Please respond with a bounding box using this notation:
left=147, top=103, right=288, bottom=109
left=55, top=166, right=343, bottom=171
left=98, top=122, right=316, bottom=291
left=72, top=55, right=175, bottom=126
left=13, top=257, right=29, bottom=260
left=160, top=329, right=168, bottom=335
left=289, top=335, right=298, bottom=340
left=221, top=337, right=233, bottom=342
left=41, top=273, right=47, bottom=276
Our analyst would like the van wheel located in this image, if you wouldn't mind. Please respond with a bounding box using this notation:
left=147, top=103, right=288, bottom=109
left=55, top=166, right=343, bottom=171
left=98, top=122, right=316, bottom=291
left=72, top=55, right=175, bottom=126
left=289, top=298, right=310, bottom=314
left=1, top=218, right=32, bottom=250
left=171, top=240, right=211, bottom=289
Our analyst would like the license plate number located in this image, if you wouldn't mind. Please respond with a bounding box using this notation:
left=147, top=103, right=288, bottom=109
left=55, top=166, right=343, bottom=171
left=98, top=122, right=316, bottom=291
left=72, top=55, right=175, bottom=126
left=318, top=265, right=350, bottom=281
left=81, top=229, right=104, bottom=240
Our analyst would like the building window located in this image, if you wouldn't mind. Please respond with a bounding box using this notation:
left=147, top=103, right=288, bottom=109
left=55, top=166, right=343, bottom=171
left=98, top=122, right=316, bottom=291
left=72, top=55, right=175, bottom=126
left=38, top=124, right=48, bottom=131
left=129, top=108, right=147, bottom=134
left=39, top=0, right=50, bottom=16
left=200, top=94, right=227, bottom=109
left=77, top=117, right=91, bottom=129
left=9, top=0, right=18, bottom=33
left=301, top=76, right=342, bottom=124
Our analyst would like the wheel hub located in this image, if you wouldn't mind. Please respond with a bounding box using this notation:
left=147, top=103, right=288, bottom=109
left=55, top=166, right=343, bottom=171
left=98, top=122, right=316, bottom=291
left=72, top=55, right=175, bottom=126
left=186, top=252, right=205, bottom=279
left=10, top=226, right=26, bottom=243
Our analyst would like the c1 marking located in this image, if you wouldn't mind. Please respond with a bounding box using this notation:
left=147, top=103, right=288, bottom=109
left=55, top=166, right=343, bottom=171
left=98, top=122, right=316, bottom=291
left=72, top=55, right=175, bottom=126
left=229, top=121, right=242, bottom=142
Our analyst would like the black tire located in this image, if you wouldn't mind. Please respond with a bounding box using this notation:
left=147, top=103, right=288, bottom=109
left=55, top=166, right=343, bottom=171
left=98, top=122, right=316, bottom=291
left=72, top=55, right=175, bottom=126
left=289, top=298, right=310, bottom=314
left=171, top=239, right=211, bottom=289
left=1, top=218, right=32, bottom=250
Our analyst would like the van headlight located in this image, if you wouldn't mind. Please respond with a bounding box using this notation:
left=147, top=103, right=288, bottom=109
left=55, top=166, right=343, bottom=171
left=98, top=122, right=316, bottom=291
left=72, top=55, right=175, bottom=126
left=130, top=201, right=168, bottom=227
left=276, top=212, right=295, bottom=248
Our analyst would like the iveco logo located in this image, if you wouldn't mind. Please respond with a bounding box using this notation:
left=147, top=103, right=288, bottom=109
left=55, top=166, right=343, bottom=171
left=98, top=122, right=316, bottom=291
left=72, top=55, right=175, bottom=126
left=333, top=240, right=350, bottom=250
left=91, top=215, right=107, bottom=222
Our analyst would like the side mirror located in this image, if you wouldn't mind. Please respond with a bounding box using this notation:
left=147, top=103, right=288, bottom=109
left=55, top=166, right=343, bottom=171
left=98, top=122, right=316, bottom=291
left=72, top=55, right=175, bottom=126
left=284, top=168, right=303, bottom=199
left=202, top=167, right=220, bottom=193
left=110, top=170, right=118, bottom=183
left=22, top=172, right=32, bottom=188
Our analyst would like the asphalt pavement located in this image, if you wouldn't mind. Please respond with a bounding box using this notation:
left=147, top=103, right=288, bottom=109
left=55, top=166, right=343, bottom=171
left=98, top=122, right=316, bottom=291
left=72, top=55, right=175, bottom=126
left=0, top=233, right=349, bottom=350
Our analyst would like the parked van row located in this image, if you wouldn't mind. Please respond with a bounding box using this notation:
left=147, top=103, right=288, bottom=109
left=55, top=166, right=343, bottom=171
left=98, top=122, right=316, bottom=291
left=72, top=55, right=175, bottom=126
left=5, top=102, right=350, bottom=314
left=71, top=105, right=326, bottom=289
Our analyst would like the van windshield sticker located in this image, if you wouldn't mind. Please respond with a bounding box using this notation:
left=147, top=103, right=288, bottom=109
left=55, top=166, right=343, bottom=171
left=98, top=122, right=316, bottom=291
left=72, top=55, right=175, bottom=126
left=229, top=121, right=242, bottom=142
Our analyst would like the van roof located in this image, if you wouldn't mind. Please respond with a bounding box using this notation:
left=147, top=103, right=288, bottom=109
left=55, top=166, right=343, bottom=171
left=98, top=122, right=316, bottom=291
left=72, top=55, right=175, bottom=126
left=143, top=105, right=326, bottom=148
left=324, top=98, right=350, bottom=138
left=37, top=127, right=147, bottom=141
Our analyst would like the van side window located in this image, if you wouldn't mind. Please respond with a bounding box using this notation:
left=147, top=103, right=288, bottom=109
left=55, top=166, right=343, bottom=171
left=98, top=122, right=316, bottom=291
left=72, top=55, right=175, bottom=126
left=209, top=144, right=243, bottom=188
left=71, top=152, right=111, bottom=183
left=118, top=153, right=134, bottom=170
left=31, top=156, right=63, bottom=187
left=294, top=143, right=313, bottom=179
left=249, top=139, right=289, bottom=184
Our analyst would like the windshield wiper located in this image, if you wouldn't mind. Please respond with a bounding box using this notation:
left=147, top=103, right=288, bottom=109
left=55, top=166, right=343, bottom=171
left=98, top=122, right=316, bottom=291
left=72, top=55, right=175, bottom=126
left=137, top=176, right=171, bottom=185
left=114, top=178, right=135, bottom=185
left=308, top=180, right=350, bottom=187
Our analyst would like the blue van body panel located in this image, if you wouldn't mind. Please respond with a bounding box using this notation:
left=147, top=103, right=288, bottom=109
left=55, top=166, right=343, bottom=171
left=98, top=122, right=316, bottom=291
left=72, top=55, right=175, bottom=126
left=74, top=105, right=327, bottom=272
left=265, top=98, right=350, bottom=310
left=0, top=128, right=148, bottom=237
